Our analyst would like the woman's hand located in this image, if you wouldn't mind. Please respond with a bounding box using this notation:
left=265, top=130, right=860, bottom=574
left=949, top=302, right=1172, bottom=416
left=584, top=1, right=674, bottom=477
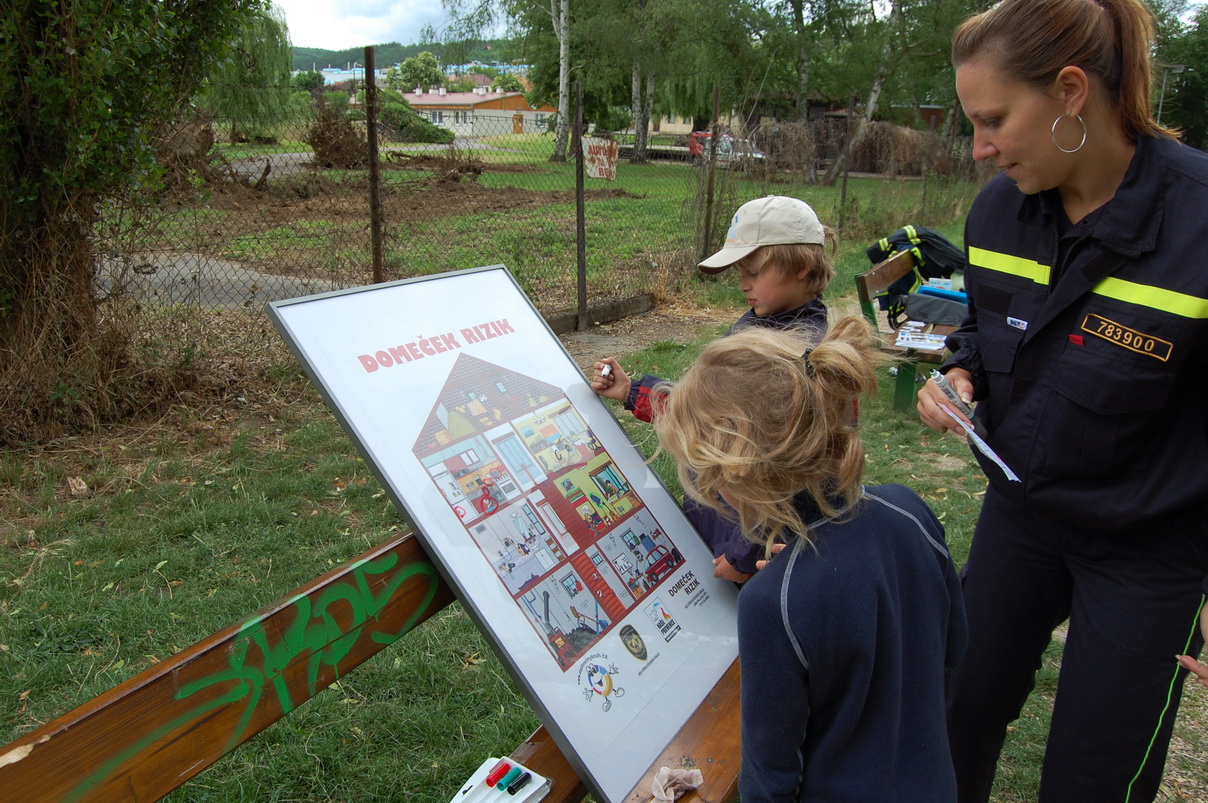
left=590, top=357, right=632, bottom=402
left=918, top=367, right=975, bottom=434
left=1177, top=605, right=1208, bottom=689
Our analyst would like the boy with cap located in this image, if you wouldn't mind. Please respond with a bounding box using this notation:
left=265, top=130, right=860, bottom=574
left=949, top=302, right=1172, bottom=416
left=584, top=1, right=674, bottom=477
left=591, top=195, right=836, bottom=583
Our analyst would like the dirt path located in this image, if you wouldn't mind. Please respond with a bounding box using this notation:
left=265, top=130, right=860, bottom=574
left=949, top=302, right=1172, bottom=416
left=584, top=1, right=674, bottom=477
left=557, top=301, right=737, bottom=371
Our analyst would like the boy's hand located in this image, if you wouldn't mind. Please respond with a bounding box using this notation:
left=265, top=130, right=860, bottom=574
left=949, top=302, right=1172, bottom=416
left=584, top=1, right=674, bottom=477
left=712, top=555, right=752, bottom=584
left=591, top=358, right=632, bottom=402
left=754, top=542, right=786, bottom=572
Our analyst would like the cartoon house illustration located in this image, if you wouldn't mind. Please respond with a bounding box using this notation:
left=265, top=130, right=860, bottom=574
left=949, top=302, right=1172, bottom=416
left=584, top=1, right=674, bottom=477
left=412, top=354, right=685, bottom=670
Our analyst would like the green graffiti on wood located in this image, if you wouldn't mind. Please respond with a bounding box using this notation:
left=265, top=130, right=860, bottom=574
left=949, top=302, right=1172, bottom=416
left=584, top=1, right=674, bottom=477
left=66, top=551, right=443, bottom=801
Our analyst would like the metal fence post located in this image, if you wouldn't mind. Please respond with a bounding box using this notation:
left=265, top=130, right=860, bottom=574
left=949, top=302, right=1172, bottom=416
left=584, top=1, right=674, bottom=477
left=365, top=46, right=384, bottom=284
left=701, top=85, right=721, bottom=262
left=575, top=82, right=587, bottom=332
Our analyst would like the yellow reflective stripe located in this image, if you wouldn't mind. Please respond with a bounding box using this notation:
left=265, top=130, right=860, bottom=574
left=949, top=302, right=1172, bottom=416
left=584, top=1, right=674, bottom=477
left=968, top=247, right=1051, bottom=284
left=1093, top=277, right=1208, bottom=319
left=905, top=225, right=919, bottom=245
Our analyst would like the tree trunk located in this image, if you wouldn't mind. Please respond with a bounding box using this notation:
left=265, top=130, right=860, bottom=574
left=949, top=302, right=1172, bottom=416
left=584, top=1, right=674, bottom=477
left=821, top=1, right=902, bottom=185
left=1, top=199, right=103, bottom=443
left=631, top=63, right=648, bottom=163
left=551, top=0, right=571, bottom=162
left=643, top=68, right=656, bottom=144
left=790, top=0, right=810, bottom=122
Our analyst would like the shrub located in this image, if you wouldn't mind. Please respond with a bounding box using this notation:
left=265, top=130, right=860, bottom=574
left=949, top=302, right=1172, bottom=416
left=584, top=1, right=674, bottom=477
left=379, top=102, right=454, bottom=144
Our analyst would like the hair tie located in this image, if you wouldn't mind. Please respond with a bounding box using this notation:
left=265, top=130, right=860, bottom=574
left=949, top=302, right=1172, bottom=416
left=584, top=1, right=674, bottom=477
left=802, top=348, right=816, bottom=377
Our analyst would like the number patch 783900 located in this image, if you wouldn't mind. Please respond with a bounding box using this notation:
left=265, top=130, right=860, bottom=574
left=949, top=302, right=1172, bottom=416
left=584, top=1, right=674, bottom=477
left=1080, top=313, right=1172, bottom=361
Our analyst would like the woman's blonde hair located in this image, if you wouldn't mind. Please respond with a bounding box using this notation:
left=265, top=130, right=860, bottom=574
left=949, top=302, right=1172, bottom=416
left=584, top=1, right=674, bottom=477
left=952, top=0, right=1174, bottom=140
left=652, top=316, right=886, bottom=551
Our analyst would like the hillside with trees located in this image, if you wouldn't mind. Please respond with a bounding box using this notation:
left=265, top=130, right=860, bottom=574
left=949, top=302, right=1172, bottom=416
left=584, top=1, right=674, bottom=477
left=293, top=38, right=519, bottom=71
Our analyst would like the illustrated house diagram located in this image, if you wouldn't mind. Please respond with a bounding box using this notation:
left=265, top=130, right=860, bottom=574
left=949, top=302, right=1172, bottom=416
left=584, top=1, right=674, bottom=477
left=413, top=354, right=686, bottom=670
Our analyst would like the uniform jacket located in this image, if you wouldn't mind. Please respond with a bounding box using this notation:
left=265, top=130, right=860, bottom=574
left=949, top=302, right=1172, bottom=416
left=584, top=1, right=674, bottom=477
left=945, top=135, right=1208, bottom=529
left=737, top=484, right=966, bottom=803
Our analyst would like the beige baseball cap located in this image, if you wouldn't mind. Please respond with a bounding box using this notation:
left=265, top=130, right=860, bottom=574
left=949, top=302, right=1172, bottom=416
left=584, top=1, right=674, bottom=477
left=698, top=195, right=825, bottom=274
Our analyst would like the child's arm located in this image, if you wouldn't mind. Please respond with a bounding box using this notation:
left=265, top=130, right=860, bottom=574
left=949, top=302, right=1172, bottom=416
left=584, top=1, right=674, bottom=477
left=590, top=358, right=631, bottom=402
left=712, top=554, right=752, bottom=584
left=1177, top=602, right=1208, bottom=690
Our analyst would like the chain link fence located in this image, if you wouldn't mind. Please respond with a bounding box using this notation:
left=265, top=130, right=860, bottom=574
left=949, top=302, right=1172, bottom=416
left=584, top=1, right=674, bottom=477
left=93, top=80, right=985, bottom=325
left=0, top=71, right=990, bottom=442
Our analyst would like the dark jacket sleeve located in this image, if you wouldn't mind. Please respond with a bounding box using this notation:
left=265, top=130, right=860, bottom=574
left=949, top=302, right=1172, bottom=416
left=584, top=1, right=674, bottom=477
left=941, top=220, right=989, bottom=399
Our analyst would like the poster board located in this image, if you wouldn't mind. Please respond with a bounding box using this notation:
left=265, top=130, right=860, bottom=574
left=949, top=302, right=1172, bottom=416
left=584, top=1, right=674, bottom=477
left=267, top=266, right=739, bottom=802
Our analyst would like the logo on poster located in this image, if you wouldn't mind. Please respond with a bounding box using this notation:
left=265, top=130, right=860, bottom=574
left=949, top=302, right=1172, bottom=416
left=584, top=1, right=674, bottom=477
left=644, top=597, right=681, bottom=642
left=577, top=653, right=625, bottom=711
left=619, top=624, right=647, bottom=661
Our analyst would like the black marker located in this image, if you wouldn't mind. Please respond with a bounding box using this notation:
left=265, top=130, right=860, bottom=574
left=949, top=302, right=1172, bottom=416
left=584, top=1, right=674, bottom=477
left=506, top=771, right=532, bottom=795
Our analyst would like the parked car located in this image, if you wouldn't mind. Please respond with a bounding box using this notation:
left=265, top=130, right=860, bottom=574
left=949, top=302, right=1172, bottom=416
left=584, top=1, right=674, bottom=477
left=688, top=131, right=766, bottom=169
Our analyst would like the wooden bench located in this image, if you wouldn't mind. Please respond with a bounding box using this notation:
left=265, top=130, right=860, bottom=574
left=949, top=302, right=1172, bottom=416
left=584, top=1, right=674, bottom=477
left=0, top=530, right=741, bottom=803
left=855, top=249, right=958, bottom=412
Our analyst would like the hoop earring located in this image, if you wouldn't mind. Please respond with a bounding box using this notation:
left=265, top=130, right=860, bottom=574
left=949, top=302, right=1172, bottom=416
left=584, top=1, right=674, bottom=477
left=1051, top=113, right=1087, bottom=154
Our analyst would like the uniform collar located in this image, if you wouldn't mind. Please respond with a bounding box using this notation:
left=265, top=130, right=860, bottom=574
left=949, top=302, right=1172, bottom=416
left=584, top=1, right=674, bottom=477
left=1018, top=135, right=1168, bottom=259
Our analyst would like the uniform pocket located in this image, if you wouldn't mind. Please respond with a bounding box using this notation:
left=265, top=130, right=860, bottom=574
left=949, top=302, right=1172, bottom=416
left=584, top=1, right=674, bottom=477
left=1038, top=309, right=1189, bottom=478
left=1053, top=312, right=1184, bottom=413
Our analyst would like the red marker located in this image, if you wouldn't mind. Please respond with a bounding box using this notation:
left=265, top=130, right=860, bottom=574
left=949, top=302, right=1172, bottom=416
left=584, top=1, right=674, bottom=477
left=484, top=760, right=512, bottom=787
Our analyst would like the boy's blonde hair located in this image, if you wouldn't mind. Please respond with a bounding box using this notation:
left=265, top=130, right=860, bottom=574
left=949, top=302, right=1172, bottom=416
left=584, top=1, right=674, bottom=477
left=653, top=316, right=885, bottom=550
left=732, top=226, right=838, bottom=299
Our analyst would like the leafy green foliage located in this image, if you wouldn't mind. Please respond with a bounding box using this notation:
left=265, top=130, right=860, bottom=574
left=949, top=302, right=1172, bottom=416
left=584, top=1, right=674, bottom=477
left=0, top=0, right=268, bottom=442
left=1159, top=7, right=1208, bottom=148
left=491, top=72, right=525, bottom=92
left=199, top=3, right=293, bottom=142
left=385, top=51, right=447, bottom=93
left=379, top=101, right=457, bottom=143
left=291, top=69, right=324, bottom=92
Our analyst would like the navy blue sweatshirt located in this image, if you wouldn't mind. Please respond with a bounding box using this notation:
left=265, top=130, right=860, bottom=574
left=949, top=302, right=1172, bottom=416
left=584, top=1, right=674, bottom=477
left=737, top=485, right=966, bottom=802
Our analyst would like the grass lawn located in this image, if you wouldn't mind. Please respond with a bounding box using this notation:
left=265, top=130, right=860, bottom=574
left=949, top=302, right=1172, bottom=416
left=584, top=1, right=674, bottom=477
left=5, top=140, right=1204, bottom=799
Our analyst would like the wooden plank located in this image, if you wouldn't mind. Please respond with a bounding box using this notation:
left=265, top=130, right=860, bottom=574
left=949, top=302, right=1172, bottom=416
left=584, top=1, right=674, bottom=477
left=855, top=249, right=917, bottom=316
left=0, top=532, right=454, bottom=802
left=623, top=658, right=742, bottom=803
left=509, top=727, right=590, bottom=802
left=0, top=530, right=744, bottom=803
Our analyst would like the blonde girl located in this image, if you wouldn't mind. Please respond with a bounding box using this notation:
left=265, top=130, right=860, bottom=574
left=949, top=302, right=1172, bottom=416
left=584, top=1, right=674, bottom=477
left=655, top=319, right=967, bottom=802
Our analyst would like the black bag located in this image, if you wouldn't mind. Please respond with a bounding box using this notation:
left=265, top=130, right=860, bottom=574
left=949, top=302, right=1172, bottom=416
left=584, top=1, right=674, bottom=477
left=866, top=225, right=965, bottom=328
left=904, top=293, right=967, bottom=327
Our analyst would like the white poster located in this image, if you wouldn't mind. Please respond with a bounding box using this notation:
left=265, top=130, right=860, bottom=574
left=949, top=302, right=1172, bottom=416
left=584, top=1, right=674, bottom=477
left=583, top=137, right=618, bottom=180
left=268, top=266, right=739, bottom=803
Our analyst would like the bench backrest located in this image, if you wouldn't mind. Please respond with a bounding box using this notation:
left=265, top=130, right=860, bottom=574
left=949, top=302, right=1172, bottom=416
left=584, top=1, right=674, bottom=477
left=0, top=533, right=456, bottom=801
left=855, top=248, right=916, bottom=326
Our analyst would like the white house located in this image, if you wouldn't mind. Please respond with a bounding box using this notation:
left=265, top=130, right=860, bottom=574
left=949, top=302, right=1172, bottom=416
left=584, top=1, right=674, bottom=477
left=401, top=87, right=558, bottom=136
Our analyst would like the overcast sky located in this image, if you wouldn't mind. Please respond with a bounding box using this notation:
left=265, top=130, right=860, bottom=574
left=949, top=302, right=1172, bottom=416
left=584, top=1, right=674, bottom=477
left=273, top=0, right=450, bottom=50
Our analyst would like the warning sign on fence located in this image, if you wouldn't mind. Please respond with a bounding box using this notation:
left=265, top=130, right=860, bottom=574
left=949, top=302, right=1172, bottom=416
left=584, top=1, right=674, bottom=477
left=583, top=137, right=618, bottom=181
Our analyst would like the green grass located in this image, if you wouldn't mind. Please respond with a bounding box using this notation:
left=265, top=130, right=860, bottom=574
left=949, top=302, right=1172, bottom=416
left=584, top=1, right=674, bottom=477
left=4, top=293, right=1208, bottom=800
left=16, top=132, right=1199, bottom=799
